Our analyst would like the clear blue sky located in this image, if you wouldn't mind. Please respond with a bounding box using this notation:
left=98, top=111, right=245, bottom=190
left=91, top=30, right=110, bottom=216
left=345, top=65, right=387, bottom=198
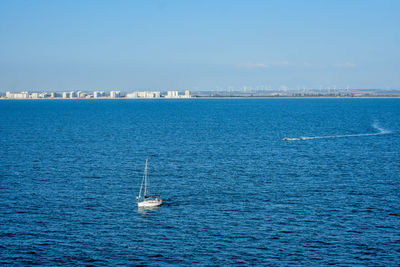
left=0, top=0, right=399, bottom=91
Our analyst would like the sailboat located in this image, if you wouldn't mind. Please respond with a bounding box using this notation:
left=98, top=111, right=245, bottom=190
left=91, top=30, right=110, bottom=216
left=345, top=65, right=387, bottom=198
left=136, top=159, right=162, bottom=208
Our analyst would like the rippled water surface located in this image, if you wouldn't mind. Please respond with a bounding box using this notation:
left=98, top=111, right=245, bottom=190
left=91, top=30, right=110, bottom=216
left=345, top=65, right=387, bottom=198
left=1, top=99, right=400, bottom=265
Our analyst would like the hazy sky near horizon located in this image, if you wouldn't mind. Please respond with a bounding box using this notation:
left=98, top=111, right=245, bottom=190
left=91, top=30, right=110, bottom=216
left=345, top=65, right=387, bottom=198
left=0, top=0, right=399, bottom=91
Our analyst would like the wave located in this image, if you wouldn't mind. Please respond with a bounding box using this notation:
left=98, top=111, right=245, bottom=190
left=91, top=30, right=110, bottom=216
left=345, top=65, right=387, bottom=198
left=283, top=122, right=392, bottom=141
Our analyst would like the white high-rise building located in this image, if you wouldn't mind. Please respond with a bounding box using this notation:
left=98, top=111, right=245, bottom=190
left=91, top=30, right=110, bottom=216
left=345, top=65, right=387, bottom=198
left=110, top=91, right=120, bottom=98
left=93, top=91, right=105, bottom=98
left=166, top=91, right=179, bottom=98
left=39, top=92, right=49, bottom=98
left=6, top=91, right=29, bottom=99
left=30, top=93, right=39, bottom=99
left=126, top=91, right=160, bottom=98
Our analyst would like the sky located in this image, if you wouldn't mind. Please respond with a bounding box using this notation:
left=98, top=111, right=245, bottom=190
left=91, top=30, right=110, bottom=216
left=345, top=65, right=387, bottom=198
left=0, top=0, right=399, bottom=91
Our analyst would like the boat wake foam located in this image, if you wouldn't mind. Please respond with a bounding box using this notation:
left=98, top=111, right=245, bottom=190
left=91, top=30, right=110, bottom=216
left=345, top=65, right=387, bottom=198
left=283, top=122, right=392, bottom=141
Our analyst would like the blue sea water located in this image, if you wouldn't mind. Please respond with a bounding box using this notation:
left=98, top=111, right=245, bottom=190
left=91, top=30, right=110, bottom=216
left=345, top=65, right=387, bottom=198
left=0, top=99, right=400, bottom=265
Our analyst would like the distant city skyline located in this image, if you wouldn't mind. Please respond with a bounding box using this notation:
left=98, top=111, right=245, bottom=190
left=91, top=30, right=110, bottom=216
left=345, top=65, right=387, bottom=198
left=0, top=0, right=399, bottom=91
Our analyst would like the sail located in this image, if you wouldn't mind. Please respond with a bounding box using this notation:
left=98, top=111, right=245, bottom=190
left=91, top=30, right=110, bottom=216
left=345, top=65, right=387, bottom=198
left=137, top=159, right=148, bottom=200
left=144, top=159, right=148, bottom=197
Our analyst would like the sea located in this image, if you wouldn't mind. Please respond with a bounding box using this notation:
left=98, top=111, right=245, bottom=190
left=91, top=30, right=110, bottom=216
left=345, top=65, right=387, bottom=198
left=1, top=98, right=399, bottom=265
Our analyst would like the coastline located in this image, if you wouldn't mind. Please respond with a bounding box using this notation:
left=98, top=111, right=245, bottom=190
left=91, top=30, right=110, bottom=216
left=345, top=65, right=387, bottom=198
left=1, top=96, right=400, bottom=100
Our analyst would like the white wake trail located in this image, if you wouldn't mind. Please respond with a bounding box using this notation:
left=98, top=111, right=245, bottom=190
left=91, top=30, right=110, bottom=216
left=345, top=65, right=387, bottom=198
left=283, top=123, right=391, bottom=141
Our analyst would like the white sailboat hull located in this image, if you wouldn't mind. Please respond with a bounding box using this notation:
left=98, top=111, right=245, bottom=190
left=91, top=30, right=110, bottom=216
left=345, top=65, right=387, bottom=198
left=138, top=199, right=163, bottom=208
